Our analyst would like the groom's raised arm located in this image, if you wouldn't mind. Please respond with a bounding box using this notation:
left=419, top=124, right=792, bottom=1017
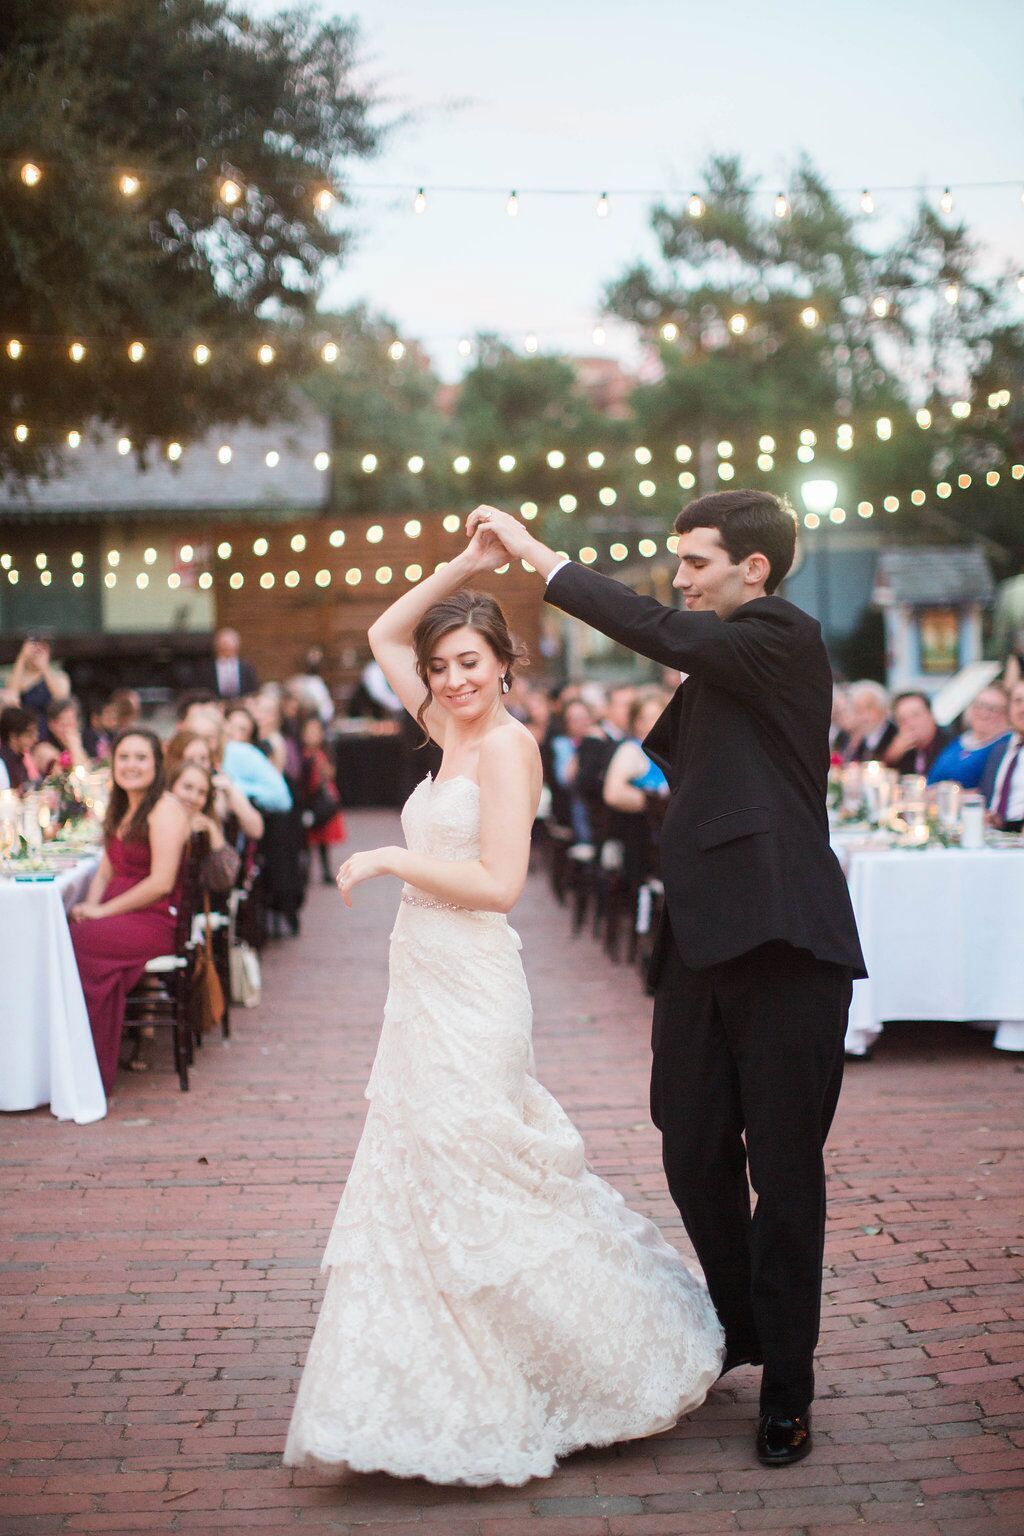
left=545, top=561, right=806, bottom=699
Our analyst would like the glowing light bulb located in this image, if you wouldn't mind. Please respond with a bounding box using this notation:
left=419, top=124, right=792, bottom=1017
left=193, top=343, right=211, bottom=366
left=596, top=192, right=610, bottom=218
left=258, top=344, right=275, bottom=365
left=314, top=187, right=335, bottom=212
left=407, top=455, right=424, bottom=474
left=916, top=408, right=932, bottom=429
left=321, top=341, right=339, bottom=363
left=871, top=296, right=890, bottom=318
left=717, top=440, right=733, bottom=458
left=217, top=444, right=232, bottom=464
left=404, top=520, right=421, bottom=538
left=413, top=187, right=427, bottom=214
left=442, top=514, right=461, bottom=532
left=524, top=333, right=538, bottom=353
left=587, top=451, right=604, bottom=468
left=360, top=453, right=378, bottom=473
left=944, top=282, right=960, bottom=306
left=253, top=538, right=268, bottom=556
left=367, top=525, right=383, bottom=544
left=118, top=173, right=140, bottom=197
left=757, top=454, right=774, bottom=471
left=329, top=529, right=345, bottom=547
left=388, top=340, right=405, bottom=361
left=546, top=449, right=565, bottom=469
left=69, top=341, right=85, bottom=362
left=800, top=306, right=819, bottom=328
left=315, top=569, right=331, bottom=586
left=939, top=187, right=954, bottom=214
left=950, top=399, right=971, bottom=418
left=143, top=546, right=157, bottom=564
left=728, top=312, right=748, bottom=335
left=592, top=325, right=606, bottom=346
left=117, top=436, right=131, bottom=456
left=220, top=177, right=242, bottom=205
left=21, top=162, right=42, bottom=186
left=284, top=570, right=300, bottom=587
left=800, top=429, right=817, bottom=446
left=314, top=451, right=330, bottom=471
left=498, top=453, right=516, bottom=472
left=634, top=445, right=652, bottom=464
left=876, top=416, right=893, bottom=440
left=860, top=188, right=874, bottom=214
left=598, top=487, right=616, bottom=506
left=773, top=192, right=790, bottom=219
left=639, top=479, right=656, bottom=495
left=179, top=544, right=193, bottom=563
left=453, top=455, right=471, bottom=474
left=506, top=190, right=519, bottom=217
left=457, top=337, right=472, bottom=357
left=6, top=338, right=23, bottom=359
left=660, top=321, right=679, bottom=341
left=610, top=542, right=628, bottom=561
left=290, top=533, right=306, bottom=552
left=559, top=493, right=578, bottom=512
left=67, top=429, right=81, bottom=448
left=14, top=423, right=28, bottom=442
left=167, top=441, right=182, bottom=461
left=217, top=541, right=232, bottom=558
left=128, top=341, right=145, bottom=362
left=265, top=450, right=279, bottom=468
left=687, top=193, right=705, bottom=219
left=675, top=444, right=693, bottom=462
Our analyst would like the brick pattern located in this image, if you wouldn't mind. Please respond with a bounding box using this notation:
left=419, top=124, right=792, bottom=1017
left=2, top=807, right=1023, bottom=1535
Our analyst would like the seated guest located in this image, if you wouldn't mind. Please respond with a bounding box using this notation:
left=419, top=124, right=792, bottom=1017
left=249, top=688, right=299, bottom=779
left=166, top=758, right=241, bottom=892
left=829, top=684, right=854, bottom=758
left=0, top=705, right=37, bottom=789
left=980, top=680, right=1024, bottom=832
left=163, top=729, right=264, bottom=842
left=299, top=713, right=346, bottom=884
left=29, top=739, right=61, bottom=780
left=287, top=646, right=335, bottom=725
left=846, top=681, right=897, bottom=762
left=598, top=683, right=636, bottom=744
left=603, top=688, right=671, bottom=883
left=885, top=691, right=952, bottom=776
left=178, top=695, right=291, bottom=812
left=46, top=696, right=90, bottom=770
left=550, top=698, right=603, bottom=842
left=7, top=634, right=70, bottom=732
left=603, top=689, right=671, bottom=813
left=224, top=704, right=259, bottom=746
left=69, top=729, right=191, bottom=1095
left=83, top=690, right=138, bottom=760
left=927, top=684, right=1011, bottom=788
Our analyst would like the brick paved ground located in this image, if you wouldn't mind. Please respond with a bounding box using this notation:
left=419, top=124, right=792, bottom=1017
left=2, top=807, right=1023, bottom=1536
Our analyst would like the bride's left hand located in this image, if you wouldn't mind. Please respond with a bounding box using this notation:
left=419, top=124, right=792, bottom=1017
left=336, top=847, right=396, bottom=907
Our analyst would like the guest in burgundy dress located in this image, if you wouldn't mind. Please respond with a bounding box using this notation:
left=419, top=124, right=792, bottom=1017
left=70, top=729, right=190, bottom=1094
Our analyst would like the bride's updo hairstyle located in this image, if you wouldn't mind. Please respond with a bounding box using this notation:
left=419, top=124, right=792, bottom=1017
left=412, top=590, right=528, bottom=741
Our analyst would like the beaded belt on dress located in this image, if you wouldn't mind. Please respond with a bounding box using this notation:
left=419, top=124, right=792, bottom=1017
left=400, top=889, right=490, bottom=916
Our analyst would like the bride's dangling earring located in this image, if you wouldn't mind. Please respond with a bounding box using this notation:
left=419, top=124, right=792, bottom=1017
left=501, top=675, right=510, bottom=694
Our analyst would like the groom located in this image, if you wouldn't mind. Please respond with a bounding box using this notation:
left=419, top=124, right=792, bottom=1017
left=467, top=490, right=866, bottom=1467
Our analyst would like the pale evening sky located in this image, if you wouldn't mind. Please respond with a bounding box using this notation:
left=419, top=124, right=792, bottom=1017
left=251, top=0, right=1024, bottom=378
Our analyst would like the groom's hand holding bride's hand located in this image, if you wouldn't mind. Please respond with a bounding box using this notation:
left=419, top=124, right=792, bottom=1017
left=464, top=506, right=562, bottom=579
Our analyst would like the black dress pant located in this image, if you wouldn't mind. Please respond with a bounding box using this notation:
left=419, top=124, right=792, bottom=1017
left=651, top=927, right=851, bottom=1416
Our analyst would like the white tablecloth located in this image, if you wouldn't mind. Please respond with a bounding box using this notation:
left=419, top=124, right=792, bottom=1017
left=839, top=845, right=1024, bottom=1056
left=0, top=857, right=107, bottom=1123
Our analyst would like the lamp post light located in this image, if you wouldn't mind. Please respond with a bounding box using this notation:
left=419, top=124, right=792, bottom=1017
left=800, top=479, right=839, bottom=649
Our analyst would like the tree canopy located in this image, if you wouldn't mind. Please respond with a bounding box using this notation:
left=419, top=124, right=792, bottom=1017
left=0, top=0, right=384, bottom=481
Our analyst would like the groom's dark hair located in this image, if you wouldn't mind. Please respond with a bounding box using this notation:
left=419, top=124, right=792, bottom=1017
left=674, top=489, right=797, bottom=594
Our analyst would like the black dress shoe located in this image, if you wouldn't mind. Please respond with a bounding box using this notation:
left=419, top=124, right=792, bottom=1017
left=756, top=1410, right=812, bottom=1466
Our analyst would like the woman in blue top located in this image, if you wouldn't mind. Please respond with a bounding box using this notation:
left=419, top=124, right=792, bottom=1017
left=927, top=683, right=1012, bottom=789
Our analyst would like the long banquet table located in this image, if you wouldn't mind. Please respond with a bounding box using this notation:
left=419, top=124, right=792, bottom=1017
left=832, top=838, right=1024, bottom=1057
left=0, top=855, right=107, bottom=1124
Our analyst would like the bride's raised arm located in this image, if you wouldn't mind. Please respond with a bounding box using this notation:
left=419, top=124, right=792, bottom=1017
left=366, top=519, right=506, bottom=743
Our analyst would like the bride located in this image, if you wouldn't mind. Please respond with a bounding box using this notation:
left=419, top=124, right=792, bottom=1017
left=283, top=518, right=725, bottom=1486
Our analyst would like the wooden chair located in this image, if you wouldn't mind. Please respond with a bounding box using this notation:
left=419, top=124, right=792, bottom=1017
left=123, top=847, right=200, bottom=1091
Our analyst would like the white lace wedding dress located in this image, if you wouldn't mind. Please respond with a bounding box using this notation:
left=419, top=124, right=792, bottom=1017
left=283, top=772, right=724, bottom=1486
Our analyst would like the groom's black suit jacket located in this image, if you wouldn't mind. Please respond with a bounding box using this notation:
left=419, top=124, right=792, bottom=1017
left=545, top=563, right=866, bottom=978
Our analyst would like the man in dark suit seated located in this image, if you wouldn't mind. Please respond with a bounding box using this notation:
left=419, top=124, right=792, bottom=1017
left=981, top=679, right=1024, bottom=832
left=846, top=680, right=897, bottom=762
left=886, top=691, right=952, bottom=776
left=197, top=628, right=259, bottom=700
left=467, top=490, right=866, bottom=1470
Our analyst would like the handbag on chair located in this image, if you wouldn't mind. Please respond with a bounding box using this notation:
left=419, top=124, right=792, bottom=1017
left=192, top=891, right=226, bottom=1033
